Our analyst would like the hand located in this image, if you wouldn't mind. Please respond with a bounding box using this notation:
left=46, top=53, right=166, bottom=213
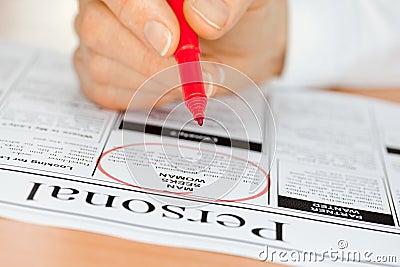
left=74, top=0, right=287, bottom=110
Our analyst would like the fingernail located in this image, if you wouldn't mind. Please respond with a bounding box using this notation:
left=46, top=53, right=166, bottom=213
left=144, top=20, right=172, bottom=56
left=191, top=0, right=229, bottom=30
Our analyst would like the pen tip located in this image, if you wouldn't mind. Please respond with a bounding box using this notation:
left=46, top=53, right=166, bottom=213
left=195, top=117, right=204, bottom=126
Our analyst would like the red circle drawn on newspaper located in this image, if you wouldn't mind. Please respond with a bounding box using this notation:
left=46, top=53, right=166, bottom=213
left=98, top=143, right=270, bottom=203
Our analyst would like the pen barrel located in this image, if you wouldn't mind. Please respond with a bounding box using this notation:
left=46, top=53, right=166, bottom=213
left=167, top=0, right=206, bottom=101
left=176, top=48, right=206, bottom=101
left=167, top=0, right=200, bottom=58
left=168, top=0, right=207, bottom=123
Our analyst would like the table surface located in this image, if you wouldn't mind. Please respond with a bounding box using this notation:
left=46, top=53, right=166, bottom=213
left=1, top=1, right=400, bottom=266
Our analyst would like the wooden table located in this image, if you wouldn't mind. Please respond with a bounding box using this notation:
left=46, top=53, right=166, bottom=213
left=1, top=1, right=399, bottom=266
left=0, top=218, right=278, bottom=267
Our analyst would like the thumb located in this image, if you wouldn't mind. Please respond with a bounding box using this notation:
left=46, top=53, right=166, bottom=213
left=183, top=0, right=254, bottom=40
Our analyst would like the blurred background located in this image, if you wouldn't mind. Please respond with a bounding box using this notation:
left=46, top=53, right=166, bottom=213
left=0, top=0, right=78, bottom=54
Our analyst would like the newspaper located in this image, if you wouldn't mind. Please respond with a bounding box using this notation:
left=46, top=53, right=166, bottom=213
left=0, top=43, right=399, bottom=266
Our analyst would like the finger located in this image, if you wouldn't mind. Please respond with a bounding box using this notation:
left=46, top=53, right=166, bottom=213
left=80, top=46, right=147, bottom=89
left=74, top=47, right=133, bottom=110
left=75, top=47, right=180, bottom=110
left=75, top=0, right=93, bottom=35
left=183, top=0, right=254, bottom=40
left=76, top=0, right=175, bottom=77
left=82, top=46, right=182, bottom=97
left=101, top=0, right=180, bottom=57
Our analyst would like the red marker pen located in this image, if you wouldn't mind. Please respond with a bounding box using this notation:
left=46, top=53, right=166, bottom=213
left=167, top=0, right=207, bottom=126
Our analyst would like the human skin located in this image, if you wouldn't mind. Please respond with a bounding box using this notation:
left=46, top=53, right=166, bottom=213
left=73, top=0, right=287, bottom=110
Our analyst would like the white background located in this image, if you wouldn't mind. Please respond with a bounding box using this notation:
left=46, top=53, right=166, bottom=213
left=0, top=0, right=78, bottom=54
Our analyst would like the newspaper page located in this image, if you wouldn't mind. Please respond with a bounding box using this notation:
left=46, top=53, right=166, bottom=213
left=0, top=43, right=399, bottom=266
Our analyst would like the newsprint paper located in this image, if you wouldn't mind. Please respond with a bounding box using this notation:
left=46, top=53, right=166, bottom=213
left=0, top=43, right=400, bottom=266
